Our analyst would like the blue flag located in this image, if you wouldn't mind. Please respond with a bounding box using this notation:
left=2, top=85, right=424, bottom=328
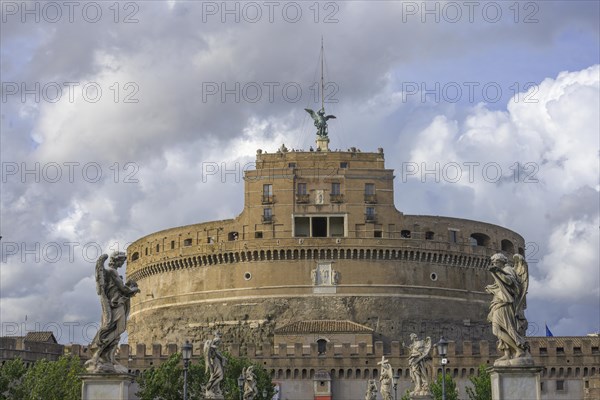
left=545, top=324, right=554, bottom=337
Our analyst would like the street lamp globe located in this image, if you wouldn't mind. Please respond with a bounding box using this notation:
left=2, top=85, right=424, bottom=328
left=182, top=340, right=192, bottom=362
left=436, top=337, right=448, bottom=358
left=436, top=337, right=449, bottom=400
left=237, top=374, right=245, bottom=400
left=182, top=340, right=193, bottom=400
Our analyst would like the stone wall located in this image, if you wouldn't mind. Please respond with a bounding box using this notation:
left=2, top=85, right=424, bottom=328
left=65, top=336, right=597, bottom=400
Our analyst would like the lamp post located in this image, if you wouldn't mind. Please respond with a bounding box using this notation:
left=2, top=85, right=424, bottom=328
left=436, top=337, right=449, bottom=400
left=393, top=372, right=400, bottom=400
left=237, top=373, right=245, bottom=400
left=262, top=388, right=268, bottom=399
left=182, top=340, right=192, bottom=400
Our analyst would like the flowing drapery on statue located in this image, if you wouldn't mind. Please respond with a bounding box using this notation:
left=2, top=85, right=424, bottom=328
left=85, top=252, right=140, bottom=373
left=242, top=365, right=259, bottom=400
left=378, top=356, right=393, bottom=400
left=404, top=333, right=432, bottom=396
left=204, top=332, right=227, bottom=399
left=486, top=253, right=533, bottom=366
left=365, top=379, right=378, bottom=400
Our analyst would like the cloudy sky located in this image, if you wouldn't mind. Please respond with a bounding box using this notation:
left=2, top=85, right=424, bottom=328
left=1, top=1, right=598, bottom=344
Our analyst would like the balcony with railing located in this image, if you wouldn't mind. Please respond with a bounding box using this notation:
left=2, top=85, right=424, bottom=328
left=262, top=195, right=275, bottom=204
left=296, top=194, right=310, bottom=204
left=365, top=213, right=377, bottom=223
left=364, top=194, right=377, bottom=204
left=330, top=194, right=344, bottom=203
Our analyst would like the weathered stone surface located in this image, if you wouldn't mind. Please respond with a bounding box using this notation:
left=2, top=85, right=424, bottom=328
left=81, top=373, right=135, bottom=400
left=490, top=366, right=543, bottom=400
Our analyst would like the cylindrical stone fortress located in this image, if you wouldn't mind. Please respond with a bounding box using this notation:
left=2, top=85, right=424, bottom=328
left=126, top=147, right=524, bottom=349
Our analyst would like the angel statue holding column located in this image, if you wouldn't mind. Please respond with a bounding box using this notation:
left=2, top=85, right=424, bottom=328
left=204, top=331, right=227, bottom=399
left=486, top=253, right=533, bottom=366
left=404, top=334, right=432, bottom=396
left=85, top=252, right=140, bottom=373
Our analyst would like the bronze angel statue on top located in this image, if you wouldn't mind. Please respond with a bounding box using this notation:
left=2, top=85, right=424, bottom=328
left=305, top=107, right=336, bottom=138
left=486, top=253, right=533, bottom=366
left=85, top=252, right=140, bottom=373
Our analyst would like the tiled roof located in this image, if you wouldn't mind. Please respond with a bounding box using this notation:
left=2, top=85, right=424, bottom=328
left=275, top=320, right=373, bottom=334
left=24, top=331, right=58, bottom=343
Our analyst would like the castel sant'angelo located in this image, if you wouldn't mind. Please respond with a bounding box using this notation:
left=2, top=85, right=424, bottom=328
left=124, top=110, right=599, bottom=399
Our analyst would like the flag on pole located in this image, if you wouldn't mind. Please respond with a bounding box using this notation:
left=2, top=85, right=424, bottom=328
left=545, top=324, right=554, bottom=337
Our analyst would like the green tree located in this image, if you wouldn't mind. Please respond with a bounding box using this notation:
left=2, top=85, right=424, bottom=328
left=430, top=372, right=459, bottom=400
left=0, top=358, right=27, bottom=400
left=21, top=355, right=84, bottom=400
left=466, top=365, right=491, bottom=400
left=221, top=353, right=274, bottom=400
left=136, top=352, right=274, bottom=400
left=400, top=389, right=412, bottom=400
left=136, top=353, right=206, bottom=400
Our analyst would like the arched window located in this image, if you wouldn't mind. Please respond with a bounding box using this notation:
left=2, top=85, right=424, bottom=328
left=317, top=339, right=328, bottom=355
left=131, top=252, right=139, bottom=261
left=470, top=233, right=491, bottom=247
left=501, top=239, right=514, bottom=253
left=228, top=232, right=239, bottom=241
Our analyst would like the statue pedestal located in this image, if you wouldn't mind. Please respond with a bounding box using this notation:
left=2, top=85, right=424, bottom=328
left=410, top=393, right=433, bottom=400
left=316, top=137, right=329, bottom=151
left=81, top=373, right=136, bottom=400
left=489, top=366, right=543, bottom=400
left=202, top=395, right=224, bottom=400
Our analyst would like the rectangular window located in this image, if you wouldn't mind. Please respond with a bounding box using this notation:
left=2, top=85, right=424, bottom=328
left=556, top=380, right=565, bottom=391
left=374, top=230, right=382, bottom=238
left=183, top=238, right=192, bottom=247
left=297, top=183, right=307, bottom=194
left=312, top=217, right=327, bottom=237
left=262, top=184, right=273, bottom=204
left=294, top=217, right=310, bottom=237
left=255, top=231, right=263, bottom=239
left=331, top=182, right=341, bottom=195
left=340, top=162, right=348, bottom=168
left=449, top=230, right=458, bottom=243
left=263, top=208, right=273, bottom=223
left=364, top=183, right=376, bottom=203
left=330, top=217, right=344, bottom=237
left=365, top=207, right=376, bottom=222
left=171, top=240, right=175, bottom=249
left=288, top=162, right=296, bottom=168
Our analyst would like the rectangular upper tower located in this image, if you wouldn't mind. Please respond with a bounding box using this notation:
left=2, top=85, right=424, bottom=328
left=241, top=147, right=400, bottom=240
